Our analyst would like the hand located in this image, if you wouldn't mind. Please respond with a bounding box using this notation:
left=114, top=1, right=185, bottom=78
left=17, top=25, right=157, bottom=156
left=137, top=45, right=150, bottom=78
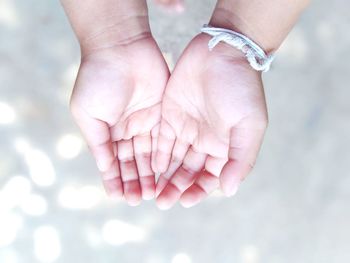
left=70, top=37, right=169, bottom=206
left=155, top=34, right=268, bottom=209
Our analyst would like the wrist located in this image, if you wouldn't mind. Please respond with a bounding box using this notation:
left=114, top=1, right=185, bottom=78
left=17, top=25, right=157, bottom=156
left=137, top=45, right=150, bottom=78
left=210, top=8, right=275, bottom=54
left=79, top=14, right=151, bottom=57
left=61, top=0, right=152, bottom=57
left=191, top=33, right=258, bottom=75
left=210, top=0, right=309, bottom=54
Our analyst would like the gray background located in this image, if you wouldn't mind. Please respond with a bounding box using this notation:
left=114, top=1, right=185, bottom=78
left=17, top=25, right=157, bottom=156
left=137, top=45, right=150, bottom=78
left=0, top=0, right=349, bottom=262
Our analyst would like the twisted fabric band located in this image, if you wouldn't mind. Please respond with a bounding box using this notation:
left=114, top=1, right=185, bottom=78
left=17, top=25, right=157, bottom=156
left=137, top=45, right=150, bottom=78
left=201, top=24, right=274, bottom=72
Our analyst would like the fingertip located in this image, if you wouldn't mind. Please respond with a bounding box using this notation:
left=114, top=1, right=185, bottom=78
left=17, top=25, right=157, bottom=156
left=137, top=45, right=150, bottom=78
left=142, top=192, right=155, bottom=201
left=220, top=161, right=241, bottom=197
left=155, top=176, right=168, bottom=197
left=96, top=157, right=113, bottom=172
left=108, top=192, right=124, bottom=201
left=179, top=196, right=198, bottom=208
left=180, top=185, right=206, bottom=208
left=124, top=184, right=142, bottom=206
left=180, top=200, right=196, bottom=208
left=156, top=197, right=172, bottom=210
left=126, top=197, right=142, bottom=207
left=123, top=182, right=142, bottom=206
left=220, top=179, right=240, bottom=197
left=141, top=182, right=155, bottom=200
left=156, top=182, right=181, bottom=210
left=102, top=178, right=123, bottom=200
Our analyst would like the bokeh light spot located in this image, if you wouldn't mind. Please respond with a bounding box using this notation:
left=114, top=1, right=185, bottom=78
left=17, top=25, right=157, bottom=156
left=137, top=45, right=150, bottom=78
left=58, top=185, right=103, bottom=210
left=0, top=102, right=16, bottom=125
left=172, top=253, right=192, bottom=263
left=240, top=245, right=259, bottom=263
left=14, top=137, right=31, bottom=154
left=0, top=175, right=32, bottom=210
left=102, top=220, right=146, bottom=246
left=0, top=212, right=23, bottom=247
left=56, top=134, right=83, bottom=159
left=0, top=248, right=19, bottom=263
left=20, top=194, right=48, bottom=216
left=24, top=149, right=56, bottom=187
left=0, top=0, right=19, bottom=27
left=34, top=226, right=61, bottom=262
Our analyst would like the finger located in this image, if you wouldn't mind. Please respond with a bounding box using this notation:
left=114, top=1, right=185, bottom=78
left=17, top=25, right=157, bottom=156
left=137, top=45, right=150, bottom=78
left=133, top=134, right=155, bottom=200
left=71, top=108, right=114, bottom=172
left=155, top=139, right=190, bottom=196
left=180, top=171, right=218, bottom=208
left=180, top=156, right=226, bottom=208
left=156, top=147, right=207, bottom=210
left=124, top=103, right=162, bottom=140
left=151, top=124, right=160, bottom=173
left=110, top=120, right=126, bottom=142
left=155, top=119, right=176, bottom=173
left=220, top=122, right=267, bottom=196
left=117, top=139, right=142, bottom=206
left=101, top=158, right=123, bottom=199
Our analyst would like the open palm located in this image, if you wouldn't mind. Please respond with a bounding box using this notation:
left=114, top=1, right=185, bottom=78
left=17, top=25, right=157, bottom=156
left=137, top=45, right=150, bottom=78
left=70, top=37, right=169, bottom=206
left=155, top=34, right=268, bottom=209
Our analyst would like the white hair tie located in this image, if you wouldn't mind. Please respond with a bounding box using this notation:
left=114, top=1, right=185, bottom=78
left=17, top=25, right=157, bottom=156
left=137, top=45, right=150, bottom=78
left=201, top=24, right=275, bottom=72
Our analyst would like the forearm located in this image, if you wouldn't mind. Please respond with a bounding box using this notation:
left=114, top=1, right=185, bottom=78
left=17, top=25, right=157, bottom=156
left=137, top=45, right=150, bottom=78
left=60, top=0, right=151, bottom=55
left=210, top=0, right=310, bottom=53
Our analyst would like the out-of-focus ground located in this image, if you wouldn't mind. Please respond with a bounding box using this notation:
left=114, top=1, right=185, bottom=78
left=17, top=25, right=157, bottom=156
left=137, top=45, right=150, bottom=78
left=0, top=0, right=349, bottom=262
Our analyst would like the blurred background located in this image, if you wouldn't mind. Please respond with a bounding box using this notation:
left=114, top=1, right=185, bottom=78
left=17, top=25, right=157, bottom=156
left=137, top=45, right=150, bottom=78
left=0, top=0, right=349, bottom=262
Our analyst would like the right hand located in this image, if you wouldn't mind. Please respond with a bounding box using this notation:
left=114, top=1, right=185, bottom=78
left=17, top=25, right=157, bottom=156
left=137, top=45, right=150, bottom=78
left=70, top=36, right=169, bottom=206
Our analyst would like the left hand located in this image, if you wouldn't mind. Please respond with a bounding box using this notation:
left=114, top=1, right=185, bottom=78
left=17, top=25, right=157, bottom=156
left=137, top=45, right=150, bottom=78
left=155, top=34, right=268, bottom=209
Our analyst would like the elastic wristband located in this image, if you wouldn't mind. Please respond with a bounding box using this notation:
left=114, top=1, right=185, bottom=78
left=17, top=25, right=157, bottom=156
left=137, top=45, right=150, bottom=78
left=201, top=24, right=274, bottom=72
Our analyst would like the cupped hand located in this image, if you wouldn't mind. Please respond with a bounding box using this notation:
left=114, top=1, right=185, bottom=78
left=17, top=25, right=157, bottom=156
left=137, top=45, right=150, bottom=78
left=155, top=34, right=268, bottom=209
left=70, top=37, right=169, bottom=206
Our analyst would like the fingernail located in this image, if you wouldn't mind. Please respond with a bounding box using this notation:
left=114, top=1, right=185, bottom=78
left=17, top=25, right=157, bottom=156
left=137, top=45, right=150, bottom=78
left=226, top=181, right=240, bottom=197
left=97, top=160, right=106, bottom=172
left=228, top=186, right=238, bottom=197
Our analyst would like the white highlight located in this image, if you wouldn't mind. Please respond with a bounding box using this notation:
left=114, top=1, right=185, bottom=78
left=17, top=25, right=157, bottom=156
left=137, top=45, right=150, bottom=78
left=56, top=134, right=83, bottom=159
left=0, top=248, right=19, bottom=263
left=0, top=102, right=16, bottom=124
left=14, top=139, right=56, bottom=187
left=0, top=213, right=23, bottom=247
left=25, top=149, right=56, bottom=187
left=58, top=185, right=103, bottom=210
left=34, top=226, right=61, bottom=262
left=84, top=225, right=102, bottom=248
left=172, top=253, right=192, bottom=263
left=14, top=138, right=31, bottom=154
left=240, top=245, right=259, bottom=263
left=102, top=220, right=146, bottom=246
left=0, top=176, right=32, bottom=210
left=20, top=194, right=47, bottom=216
left=0, top=0, right=19, bottom=27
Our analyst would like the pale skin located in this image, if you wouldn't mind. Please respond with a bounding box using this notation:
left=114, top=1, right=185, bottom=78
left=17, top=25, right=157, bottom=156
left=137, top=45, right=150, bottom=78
left=61, top=0, right=309, bottom=209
